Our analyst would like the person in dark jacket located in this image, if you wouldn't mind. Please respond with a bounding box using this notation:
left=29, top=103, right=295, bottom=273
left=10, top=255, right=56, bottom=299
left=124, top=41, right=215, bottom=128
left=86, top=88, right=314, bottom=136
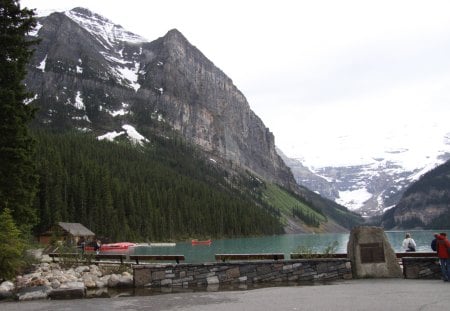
left=431, top=233, right=438, bottom=252
left=436, top=233, right=450, bottom=281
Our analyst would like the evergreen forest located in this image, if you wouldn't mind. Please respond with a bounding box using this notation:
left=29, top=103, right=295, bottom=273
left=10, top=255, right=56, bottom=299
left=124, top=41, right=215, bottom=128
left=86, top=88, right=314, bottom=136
left=32, top=129, right=287, bottom=241
left=381, top=159, right=450, bottom=229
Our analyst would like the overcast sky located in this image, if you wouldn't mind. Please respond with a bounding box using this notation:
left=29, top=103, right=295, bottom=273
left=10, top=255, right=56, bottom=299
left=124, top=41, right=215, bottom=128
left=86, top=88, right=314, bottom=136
left=21, top=0, right=450, bottom=168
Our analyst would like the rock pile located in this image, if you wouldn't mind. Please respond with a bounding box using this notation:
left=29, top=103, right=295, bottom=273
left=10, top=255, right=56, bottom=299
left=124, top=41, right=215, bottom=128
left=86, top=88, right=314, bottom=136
left=0, top=262, right=134, bottom=301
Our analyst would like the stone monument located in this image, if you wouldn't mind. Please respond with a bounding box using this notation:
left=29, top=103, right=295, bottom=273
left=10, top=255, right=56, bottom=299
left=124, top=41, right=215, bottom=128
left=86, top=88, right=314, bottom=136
left=347, top=226, right=402, bottom=278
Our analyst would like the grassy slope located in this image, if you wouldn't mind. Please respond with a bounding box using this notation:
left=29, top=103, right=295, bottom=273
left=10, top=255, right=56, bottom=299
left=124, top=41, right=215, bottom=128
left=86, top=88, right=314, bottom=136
left=262, top=183, right=329, bottom=232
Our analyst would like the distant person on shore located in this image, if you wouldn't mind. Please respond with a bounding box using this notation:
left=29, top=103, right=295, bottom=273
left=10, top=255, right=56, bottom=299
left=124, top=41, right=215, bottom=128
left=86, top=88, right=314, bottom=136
left=402, top=233, right=416, bottom=252
left=78, top=237, right=86, bottom=255
left=436, top=233, right=450, bottom=282
left=94, top=240, right=101, bottom=254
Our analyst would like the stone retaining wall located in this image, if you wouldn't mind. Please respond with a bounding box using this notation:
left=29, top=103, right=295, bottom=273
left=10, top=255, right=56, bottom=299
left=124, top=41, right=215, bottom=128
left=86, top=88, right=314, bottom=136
left=133, top=259, right=352, bottom=287
left=402, top=257, right=441, bottom=279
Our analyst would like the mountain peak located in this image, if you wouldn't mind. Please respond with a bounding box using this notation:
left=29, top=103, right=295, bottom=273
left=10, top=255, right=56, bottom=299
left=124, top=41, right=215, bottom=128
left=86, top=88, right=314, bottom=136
left=163, top=28, right=188, bottom=44
left=65, top=7, right=147, bottom=46
left=70, top=7, right=108, bottom=22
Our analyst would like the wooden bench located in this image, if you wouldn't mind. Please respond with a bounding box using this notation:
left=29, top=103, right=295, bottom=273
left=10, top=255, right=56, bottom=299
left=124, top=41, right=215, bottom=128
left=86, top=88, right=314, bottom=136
left=49, top=252, right=127, bottom=264
left=396, top=252, right=438, bottom=266
left=290, top=253, right=348, bottom=259
left=49, top=252, right=81, bottom=262
left=129, top=255, right=185, bottom=264
left=215, top=253, right=284, bottom=262
left=396, top=252, right=437, bottom=258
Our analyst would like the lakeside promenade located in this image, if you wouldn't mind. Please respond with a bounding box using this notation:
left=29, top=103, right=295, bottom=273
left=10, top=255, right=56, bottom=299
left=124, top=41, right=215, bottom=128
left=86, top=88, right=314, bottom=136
left=2, top=278, right=449, bottom=311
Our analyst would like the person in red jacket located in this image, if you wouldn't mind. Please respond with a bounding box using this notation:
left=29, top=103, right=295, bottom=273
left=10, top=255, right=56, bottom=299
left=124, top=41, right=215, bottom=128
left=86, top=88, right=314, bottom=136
left=436, top=233, right=450, bottom=281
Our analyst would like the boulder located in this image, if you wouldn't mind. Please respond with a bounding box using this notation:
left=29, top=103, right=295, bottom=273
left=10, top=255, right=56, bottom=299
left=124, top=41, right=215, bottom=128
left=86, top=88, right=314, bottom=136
left=347, top=226, right=402, bottom=278
left=118, top=275, right=134, bottom=287
left=0, top=281, right=14, bottom=291
left=107, top=274, right=120, bottom=287
left=48, top=287, right=85, bottom=300
left=0, top=281, right=15, bottom=300
left=84, top=278, right=97, bottom=288
left=17, top=285, right=51, bottom=301
left=50, top=279, right=61, bottom=289
left=75, top=265, right=90, bottom=273
left=95, top=280, right=107, bottom=288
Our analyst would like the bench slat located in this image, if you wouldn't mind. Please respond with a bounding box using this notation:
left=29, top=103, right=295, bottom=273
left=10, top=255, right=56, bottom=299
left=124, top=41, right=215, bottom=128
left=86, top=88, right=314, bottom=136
left=49, top=253, right=127, bottom=263
left=396, top=252, right=437, bottom=258
left=290, top=253, right=348, bottom=259
left=48, top=253, right=83, bottom=262
left=94, top=254, right=126, bottom=263
left=129, top=255, right=185, bottom=264
left=215, top=253, right=284, bottom=262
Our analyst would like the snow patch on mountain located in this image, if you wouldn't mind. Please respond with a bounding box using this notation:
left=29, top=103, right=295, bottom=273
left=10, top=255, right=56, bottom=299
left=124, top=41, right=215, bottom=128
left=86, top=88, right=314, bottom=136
left=97, top=125, right=149, bottom=146
left=76, top=59, right=83, bottom=74
left=97, top=40, right=141, bottom=91
left=72, top=115, right=91, bottom=123
left=336, top=188, right=372, bottom=211
left=112, top=62, right=140, bottom=91
left=122, top=125, right=148, bottom=145
left=74, top=91, right=85, bottom=110
left=105, top=103, right=129, bottom=117
left=37, top=54, right=47, bottom=72
left=98, top=131, right=125, bottom=142
left=109, top=109, right=127, bottom=117
left=24, top=94, right=38, bottom=105
left=28, top=22, right=42, bottom=37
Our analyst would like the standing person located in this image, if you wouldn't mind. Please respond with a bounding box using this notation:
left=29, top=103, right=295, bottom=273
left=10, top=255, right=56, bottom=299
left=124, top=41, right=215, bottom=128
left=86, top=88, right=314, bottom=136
left=402, top=233, right=416, bottom=252
left=431, top=233, right=438, bottom=252
left=436, top=233, right=450, bottom=282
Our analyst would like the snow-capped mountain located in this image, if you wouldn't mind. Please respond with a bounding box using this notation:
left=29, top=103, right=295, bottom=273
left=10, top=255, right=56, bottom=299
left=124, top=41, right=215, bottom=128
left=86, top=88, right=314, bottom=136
left=282, top=132, right=450, bottom=217
left=26, top=7, right=298, bottom=189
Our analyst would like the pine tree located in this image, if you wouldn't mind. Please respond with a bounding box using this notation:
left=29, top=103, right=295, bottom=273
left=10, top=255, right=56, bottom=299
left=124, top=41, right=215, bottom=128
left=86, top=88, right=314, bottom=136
left=0, top=208, right=26, bottom=280
left=0, top=0, right=39, bottom=230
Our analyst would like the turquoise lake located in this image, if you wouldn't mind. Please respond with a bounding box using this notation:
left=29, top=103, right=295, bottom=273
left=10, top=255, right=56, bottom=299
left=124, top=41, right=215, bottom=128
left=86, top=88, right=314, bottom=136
left=132, top=230, right=442, bottom=263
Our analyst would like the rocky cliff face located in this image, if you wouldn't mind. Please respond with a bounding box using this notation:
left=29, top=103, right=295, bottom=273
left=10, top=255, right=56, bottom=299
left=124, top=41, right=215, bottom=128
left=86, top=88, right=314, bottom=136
left=145, top=29, right=295, bottom=187
left=277, top=149, right=339, bottom=200
left=25, top=8, right=295, bottom=189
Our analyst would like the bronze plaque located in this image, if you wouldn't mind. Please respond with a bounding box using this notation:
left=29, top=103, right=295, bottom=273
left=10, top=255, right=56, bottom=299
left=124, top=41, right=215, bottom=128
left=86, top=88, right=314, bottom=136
left=360, top=242, right=385, bottom=263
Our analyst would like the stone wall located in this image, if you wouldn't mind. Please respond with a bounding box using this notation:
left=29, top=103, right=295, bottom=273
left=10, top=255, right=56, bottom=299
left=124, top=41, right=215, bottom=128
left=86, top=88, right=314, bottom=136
left=402, top=257, right=441, bottom=279
left=133, top=259, right=352, bottom=287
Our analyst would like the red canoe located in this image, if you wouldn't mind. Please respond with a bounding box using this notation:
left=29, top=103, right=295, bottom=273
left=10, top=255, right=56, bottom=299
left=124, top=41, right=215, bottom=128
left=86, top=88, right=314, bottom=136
left=84, top=242, right=137, bottom=252
left=191, top=239, right=212, bottom=246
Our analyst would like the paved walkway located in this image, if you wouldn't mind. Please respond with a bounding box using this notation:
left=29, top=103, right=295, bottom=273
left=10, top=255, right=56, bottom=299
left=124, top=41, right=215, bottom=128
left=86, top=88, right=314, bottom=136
left=1, top=279, right=449, bottom=311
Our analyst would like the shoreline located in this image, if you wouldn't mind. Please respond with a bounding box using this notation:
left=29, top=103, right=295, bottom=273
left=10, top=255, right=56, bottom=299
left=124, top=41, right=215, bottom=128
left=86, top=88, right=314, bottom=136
left=0, top=259, right=135, bottom=302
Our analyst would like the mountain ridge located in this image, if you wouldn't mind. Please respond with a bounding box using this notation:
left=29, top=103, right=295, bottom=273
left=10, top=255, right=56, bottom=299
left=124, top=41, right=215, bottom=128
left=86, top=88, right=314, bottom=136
left=25, top=7, right=363, bottom=232
left=283, top=147, right=450, bottom=218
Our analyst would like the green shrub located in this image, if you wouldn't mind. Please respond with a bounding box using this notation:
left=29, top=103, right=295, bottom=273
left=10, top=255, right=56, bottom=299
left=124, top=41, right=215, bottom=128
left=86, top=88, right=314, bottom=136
left=0, top=209, right=27, bottom=280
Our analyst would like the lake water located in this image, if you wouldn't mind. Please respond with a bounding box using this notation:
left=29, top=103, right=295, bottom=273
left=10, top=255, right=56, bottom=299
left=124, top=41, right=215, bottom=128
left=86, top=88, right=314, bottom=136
left=132, top=230, right=442, bottom=263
